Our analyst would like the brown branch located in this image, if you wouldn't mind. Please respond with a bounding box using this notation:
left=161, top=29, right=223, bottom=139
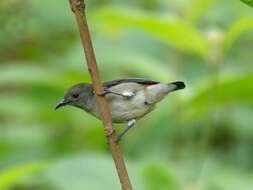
left=68, top=0, right=133, bottom=189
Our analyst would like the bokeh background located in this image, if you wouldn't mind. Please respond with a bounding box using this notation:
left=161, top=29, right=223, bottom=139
left=0, top=0, right=253, bottom=189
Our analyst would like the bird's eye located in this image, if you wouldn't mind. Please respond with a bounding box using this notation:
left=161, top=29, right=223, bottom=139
left=72, top=93, right=79, bottom=98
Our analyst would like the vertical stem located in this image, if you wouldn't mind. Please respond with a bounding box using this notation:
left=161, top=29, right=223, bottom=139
left=68, top=1, right=133, bottom=189
left=196, top=30, right=224, bottom=188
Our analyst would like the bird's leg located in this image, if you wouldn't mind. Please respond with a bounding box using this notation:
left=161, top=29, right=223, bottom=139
left=98, top=88, right=135, bottom=99
left=116, top=119, right=136, bottom=143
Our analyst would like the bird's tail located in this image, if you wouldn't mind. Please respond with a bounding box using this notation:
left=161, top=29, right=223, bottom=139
left=144, top=81, right=185, bottom=104
left=167, top=81, right=185, bottom=92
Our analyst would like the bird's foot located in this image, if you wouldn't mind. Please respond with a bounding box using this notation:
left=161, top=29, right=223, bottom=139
left=115, top=135, right=122, bottom=143
left=115, top=119, right=136, bottom=143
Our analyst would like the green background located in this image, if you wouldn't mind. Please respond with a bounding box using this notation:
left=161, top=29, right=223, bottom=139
left=0, top=0, right=253, bottom=189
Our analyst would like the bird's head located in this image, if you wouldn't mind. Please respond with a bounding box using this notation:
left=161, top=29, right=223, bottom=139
left=55, top=83, right=93, bottom=110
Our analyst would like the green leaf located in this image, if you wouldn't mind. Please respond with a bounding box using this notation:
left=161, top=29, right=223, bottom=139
left=0, top=161, right=49, bottom=190
left=44, top=154, right=144, bottom=190
left=0, top=63, right=88, bottom=89
left=185, top=0, right=217, bottom=23
left=92, top=7, right=209, bottom=57
left=0, top=64, right=62, bottom=87
left=142, top=163, right=180, bottom=190
left=223, top=17, right=253, bottom=53
left=184, top=72, right=253, bottom=119
left=101, top=52, right=175, bottom=81
left=240, top=0, right=253, bottom=7
left=204, top=167, right=253, bottom=190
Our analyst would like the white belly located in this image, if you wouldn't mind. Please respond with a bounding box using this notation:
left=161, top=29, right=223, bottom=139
left=109, top=91, right=153, bottom=122
left=89, top=82, right=169, bottom=123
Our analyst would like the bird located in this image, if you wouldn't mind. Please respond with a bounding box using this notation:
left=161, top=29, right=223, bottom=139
left=55, top=78, right=185, bottom=142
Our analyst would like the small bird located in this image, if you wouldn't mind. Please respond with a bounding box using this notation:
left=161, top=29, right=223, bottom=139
left=55, top=78, right=185, bottom=142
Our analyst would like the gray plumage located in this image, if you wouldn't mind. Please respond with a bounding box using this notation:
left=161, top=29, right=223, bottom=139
left=57, top=78, right=184, bottom=122
left=55, top=78, right=185, bottom=141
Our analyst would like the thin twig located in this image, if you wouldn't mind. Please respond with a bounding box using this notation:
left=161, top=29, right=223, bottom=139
left=68, top=0, right=133, bottom=189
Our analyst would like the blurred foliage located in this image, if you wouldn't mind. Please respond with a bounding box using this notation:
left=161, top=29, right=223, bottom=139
left=0, top=0, right=253, bottom=189
left=241, top=0, right=253, bottom=7
left=93, top=7, right=209, bottom=57
left=0, top=161, right=49, bottom=190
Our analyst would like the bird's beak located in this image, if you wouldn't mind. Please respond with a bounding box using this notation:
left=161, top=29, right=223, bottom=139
left=55, top=99, right=70, bottom=110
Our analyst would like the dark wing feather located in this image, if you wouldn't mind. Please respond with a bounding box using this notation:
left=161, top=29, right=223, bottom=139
left=103, top=78, right=159, bottom=88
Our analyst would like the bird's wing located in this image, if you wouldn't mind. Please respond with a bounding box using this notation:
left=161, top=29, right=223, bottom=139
left=103, top=78, right=159, bottom=88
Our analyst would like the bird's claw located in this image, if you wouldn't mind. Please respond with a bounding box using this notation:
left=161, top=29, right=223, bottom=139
left=115, top=135, right=122, bottom=143
left=97, top=89, right=109, bottom=96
